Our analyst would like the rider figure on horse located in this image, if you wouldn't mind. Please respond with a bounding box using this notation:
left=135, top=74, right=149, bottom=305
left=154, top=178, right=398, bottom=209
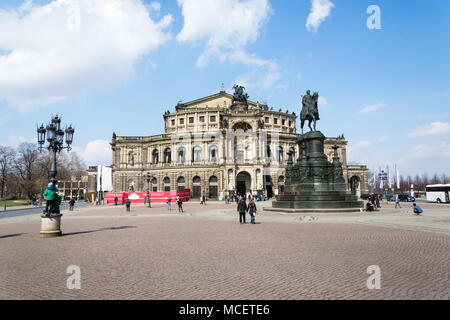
left=300, top=90, right=320, bottom=133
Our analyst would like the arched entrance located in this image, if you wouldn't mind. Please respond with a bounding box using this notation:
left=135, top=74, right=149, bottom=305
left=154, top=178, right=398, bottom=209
left=192, top=176, right=202, bottom=198
left=349, top=176, right=361, bottom=197
left=209, top=176, right=219, bottom=199
left=232, top=122, right=252, bottom=132
left=236, top=171, right=251, bottom=197
left=265, top=175, right=273, bottom=198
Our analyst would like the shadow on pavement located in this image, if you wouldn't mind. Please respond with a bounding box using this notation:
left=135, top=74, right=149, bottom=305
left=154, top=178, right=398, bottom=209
left=0, top=233, right=26, bottom=239
left=62, top=226, right=137, bottom=237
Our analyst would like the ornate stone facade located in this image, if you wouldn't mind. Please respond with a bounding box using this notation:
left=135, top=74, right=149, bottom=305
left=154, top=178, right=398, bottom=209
left=89, top=90, right=369, bottom=199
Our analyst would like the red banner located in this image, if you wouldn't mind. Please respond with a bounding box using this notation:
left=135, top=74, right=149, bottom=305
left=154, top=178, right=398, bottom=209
left=104, top=190, right=191, bottom=204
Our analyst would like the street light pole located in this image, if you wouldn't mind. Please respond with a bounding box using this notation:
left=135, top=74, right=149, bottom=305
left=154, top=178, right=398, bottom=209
left=37, top=115, right=74, bottom=237
left=146, top=173, right=152, bottom=208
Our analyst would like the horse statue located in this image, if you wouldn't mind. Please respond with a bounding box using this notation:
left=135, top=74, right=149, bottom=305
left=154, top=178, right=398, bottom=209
left=232, top=84, right=249, bottom=104
left=300, top=90, right=320, bottom=133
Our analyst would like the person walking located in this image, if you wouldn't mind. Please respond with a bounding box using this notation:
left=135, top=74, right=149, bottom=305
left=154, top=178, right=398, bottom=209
left=177, top=198, right=184, bottom=213
left=413, top=203, right=423, bottom=216
left=167, top=197, right=172, bottom=211
left=114, top=197, right=118, bottom=206
left=395, top=194, right=401, bottom=208
left=125, top=199, right=131, bottom=212
left=375, top=195, right=381, bottom=209
left=69, top=198, right=75, bottom=211
left=248, top=199, right=257, bottom=224
left=237, top=196, right=248, bottom=224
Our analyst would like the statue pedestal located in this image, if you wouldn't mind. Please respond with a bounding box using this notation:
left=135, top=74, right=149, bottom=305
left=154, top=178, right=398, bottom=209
left=268, top=131, right=363, bottom=213
left=40, top=214, right=63, bottom=238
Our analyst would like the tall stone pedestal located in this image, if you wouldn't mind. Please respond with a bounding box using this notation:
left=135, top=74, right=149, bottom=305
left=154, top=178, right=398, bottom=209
left=40, top=214, right=63, bottom=238
left=267, top=131, right=363, bottom=213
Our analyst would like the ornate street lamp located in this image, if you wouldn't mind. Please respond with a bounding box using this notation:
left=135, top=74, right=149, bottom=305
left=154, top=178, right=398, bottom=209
left=37, top=115, right=75, bottom=237
left=146, top=173, right=152, bottom=208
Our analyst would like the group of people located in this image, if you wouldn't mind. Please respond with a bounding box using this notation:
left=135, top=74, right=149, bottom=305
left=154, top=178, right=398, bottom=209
left=365, top=194, right=424, bottom=216
left=365, top=194, right=382, bottom=212
left=166, top=196, right=184, bottom=212
left=225, top=193, right=268, bottom=204
left=236, top=196, right=258, bottom=224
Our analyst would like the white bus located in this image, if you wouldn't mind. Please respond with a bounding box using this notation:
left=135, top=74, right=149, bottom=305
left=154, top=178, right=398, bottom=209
left=425, top=184, right=450, bottom=203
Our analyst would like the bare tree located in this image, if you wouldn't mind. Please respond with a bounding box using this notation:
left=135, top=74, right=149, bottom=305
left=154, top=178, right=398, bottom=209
left=14, top=143, right=42, bottom=200
left=0, top=146, right=16, bottom=201
left=430, top=174, right=440, bottom=185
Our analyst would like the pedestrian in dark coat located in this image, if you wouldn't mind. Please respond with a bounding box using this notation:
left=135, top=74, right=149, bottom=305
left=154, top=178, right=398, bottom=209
left=125, top=199, right=131, bottom=212
left=237, top=197, right=248, bottom=224
left=177, top=198, right=184, bottom=213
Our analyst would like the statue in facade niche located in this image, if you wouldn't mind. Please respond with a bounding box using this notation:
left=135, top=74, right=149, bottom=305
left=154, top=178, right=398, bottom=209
left=128, top=152, right=135, bottom=166
left=220, top=118, right=229, bottom=129
left=257, top=119, right=265, bottom=129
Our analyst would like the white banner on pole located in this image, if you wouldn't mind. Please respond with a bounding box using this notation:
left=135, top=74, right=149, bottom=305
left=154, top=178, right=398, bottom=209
left=97, top=166, right=113, bottom=192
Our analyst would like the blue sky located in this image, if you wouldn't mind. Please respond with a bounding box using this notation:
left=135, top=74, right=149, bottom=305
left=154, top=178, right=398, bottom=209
left=0, top=0, right=449, bottom=177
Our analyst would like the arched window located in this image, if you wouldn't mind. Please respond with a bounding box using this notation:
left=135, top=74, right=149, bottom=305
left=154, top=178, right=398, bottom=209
left=177, top=176, right=186, bottom=191
left=164, top=148, right=171, bottom=164
left=209, top=145, right=218, bottom=162
left=193, top=176, right=201, bottom=184
left=193, top=146, right=202, bottom=162
left=163, top=177, right=170, bottom=191
left=277, top=146, right=284, bottom=162
left=152, top=149, right=159, bottom=164
left=209, top=176, right=218, bottom=183
left=178, top=147, right=186, bottom=163
left=151, top=177, right=157, bottom=192
left=289, top=147, right=295, bottom=162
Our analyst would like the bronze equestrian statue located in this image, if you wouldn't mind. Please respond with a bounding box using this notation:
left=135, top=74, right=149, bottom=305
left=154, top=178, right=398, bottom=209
left=300, top=90, right=320, bottom=133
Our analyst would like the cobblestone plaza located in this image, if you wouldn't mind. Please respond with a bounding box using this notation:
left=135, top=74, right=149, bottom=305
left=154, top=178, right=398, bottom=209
left=1, top=202, right=449, bottom=300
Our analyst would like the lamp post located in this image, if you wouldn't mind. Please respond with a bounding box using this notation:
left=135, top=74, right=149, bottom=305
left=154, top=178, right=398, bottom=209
left=378, top=170, right=388, bottom=197
left=146, top=173, right=152, bottom=208
left=37, top=115, right=74, bottom=237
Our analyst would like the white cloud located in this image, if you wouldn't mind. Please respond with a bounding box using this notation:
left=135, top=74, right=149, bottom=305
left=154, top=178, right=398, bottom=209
left=176, top=0, right=278, bottom=89
left=358, top=103, right=384, bottom=114
left=149, top=2, right=161, bottom=12
left=407, top=122, right=450, bottom=138
left=0, top=0, right=173, bottom=111
left=355, top=140, right=372, bottom=148
left=413, top=141, right=450, bottom=159
left=0, top=134, right=34, bottom=147
left=75, top=139, right=111, bottom=165
left=306, top=0, right=334, bottom=32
